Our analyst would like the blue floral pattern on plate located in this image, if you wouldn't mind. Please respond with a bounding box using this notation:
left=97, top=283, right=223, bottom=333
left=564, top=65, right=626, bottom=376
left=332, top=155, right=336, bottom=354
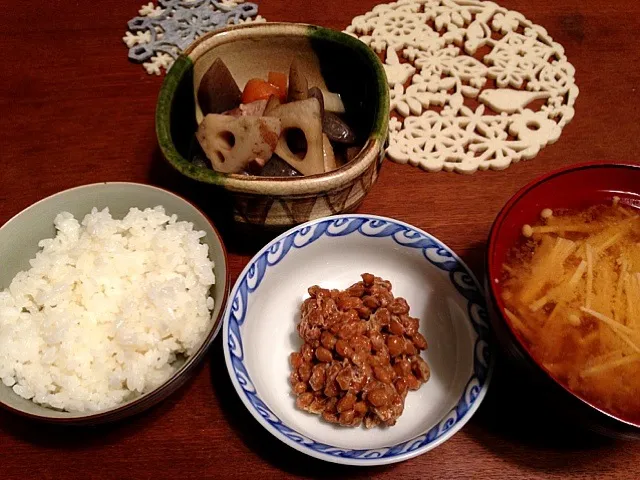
left=224, top=215, right=493, bottom=464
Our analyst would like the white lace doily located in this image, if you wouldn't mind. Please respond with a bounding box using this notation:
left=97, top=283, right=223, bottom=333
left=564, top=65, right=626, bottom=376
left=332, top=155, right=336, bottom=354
left=345, top=0, right=578, bottom=174
left=123, top=1, right=266, bottom=75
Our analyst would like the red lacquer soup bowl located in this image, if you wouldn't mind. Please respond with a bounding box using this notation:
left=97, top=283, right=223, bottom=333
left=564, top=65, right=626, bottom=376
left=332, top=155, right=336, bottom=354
left=486, top=162, right=640, bottom=440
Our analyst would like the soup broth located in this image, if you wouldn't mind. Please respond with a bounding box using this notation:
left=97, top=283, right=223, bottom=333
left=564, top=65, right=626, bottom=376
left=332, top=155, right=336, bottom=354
left=501, top=200, right=640, bottom=423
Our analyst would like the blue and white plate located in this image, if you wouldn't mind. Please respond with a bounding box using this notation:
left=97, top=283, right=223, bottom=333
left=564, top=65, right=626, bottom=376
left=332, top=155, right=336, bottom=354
left=222, top=215, right=493, bottom=465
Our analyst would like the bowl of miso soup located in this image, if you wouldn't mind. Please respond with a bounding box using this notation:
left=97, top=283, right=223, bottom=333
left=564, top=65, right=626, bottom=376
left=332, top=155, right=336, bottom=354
left=487, top=162, right=640, bottom=439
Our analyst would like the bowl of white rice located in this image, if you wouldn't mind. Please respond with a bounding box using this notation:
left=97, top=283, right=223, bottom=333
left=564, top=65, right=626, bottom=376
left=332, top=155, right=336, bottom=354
left=0, top=182, right=228, bottom=424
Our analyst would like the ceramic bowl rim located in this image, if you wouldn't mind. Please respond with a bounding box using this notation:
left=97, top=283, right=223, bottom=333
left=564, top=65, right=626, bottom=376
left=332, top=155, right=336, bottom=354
left=486, top=161, right=640, bottom=430
left=0, top=181, right=229, bottom=424
left=222, top=213, right=494, bottom=465
left=155, top=22, right=390, bottom=196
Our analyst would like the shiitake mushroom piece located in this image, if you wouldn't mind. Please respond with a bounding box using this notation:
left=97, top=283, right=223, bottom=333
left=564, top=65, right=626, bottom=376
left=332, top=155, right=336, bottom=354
left=307, top=86, right=356, bottom=145
left=198, top=58, right=242, bottom=115
left=323, top=112, right=356, bottom=145
left=259, top=155, right=302, bottom=177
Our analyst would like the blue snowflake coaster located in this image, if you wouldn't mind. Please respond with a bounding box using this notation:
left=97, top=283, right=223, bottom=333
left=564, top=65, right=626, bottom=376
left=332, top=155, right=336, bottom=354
left=123, top=0, right=265, bottom=75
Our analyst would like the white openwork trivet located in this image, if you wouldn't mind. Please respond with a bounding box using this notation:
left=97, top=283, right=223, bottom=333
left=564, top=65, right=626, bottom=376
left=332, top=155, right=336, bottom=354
left=123, top=1, right=266, bottom=75
left=345, top=0, right=579, bottom=173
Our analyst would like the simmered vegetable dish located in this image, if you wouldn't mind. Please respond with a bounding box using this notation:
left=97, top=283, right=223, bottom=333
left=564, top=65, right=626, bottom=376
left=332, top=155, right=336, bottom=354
left=195, top=57, right=361, bottom=177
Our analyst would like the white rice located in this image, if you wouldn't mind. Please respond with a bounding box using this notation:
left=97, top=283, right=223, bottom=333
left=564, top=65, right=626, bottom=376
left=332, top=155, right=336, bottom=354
left=0, top=206, right=215, bottom=412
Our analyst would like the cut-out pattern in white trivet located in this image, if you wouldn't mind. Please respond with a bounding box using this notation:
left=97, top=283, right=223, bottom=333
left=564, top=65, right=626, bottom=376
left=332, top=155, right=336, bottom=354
left=345, top=0, right=578, bottom=174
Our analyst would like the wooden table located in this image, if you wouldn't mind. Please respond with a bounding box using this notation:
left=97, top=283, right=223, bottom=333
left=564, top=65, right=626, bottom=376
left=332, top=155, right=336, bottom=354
left=1, top=0, right=638, bottom=478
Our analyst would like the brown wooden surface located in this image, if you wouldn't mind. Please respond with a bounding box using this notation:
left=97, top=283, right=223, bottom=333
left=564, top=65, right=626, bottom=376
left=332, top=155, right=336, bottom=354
left=1, top=0, right=639, bottom=478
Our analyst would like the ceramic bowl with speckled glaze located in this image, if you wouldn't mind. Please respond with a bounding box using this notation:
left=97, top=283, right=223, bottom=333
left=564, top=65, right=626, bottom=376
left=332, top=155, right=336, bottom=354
left=156, top=23, right=389, bottom=229
left=0, top=183, right=228, bottom=425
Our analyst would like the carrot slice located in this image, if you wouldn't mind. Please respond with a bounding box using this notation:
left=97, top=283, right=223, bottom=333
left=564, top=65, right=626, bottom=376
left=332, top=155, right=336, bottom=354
left=241, top=78, right=281, bottom=104
left=268, top=71, right=288, bottom=100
